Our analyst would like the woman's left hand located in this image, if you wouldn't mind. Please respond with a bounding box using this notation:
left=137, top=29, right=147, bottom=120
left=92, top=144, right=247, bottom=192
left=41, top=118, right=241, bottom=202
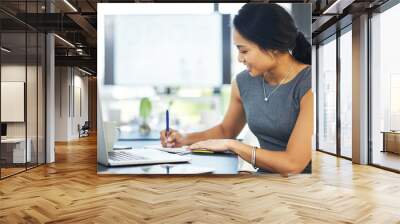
left=188, top=139, right=234, bottom=152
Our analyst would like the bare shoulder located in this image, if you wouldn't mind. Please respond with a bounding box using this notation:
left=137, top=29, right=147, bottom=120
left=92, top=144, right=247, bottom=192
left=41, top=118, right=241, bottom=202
left=300, top=89, right=313, bottom=106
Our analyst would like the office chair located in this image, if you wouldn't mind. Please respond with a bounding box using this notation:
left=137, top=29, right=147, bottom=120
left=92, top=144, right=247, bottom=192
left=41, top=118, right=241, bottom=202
left=79, top=121, right=90, bottom=138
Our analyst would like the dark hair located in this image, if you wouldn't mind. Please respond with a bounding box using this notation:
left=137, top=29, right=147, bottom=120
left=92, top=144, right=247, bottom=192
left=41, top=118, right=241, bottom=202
left=233, top=3, right=311, bottom=65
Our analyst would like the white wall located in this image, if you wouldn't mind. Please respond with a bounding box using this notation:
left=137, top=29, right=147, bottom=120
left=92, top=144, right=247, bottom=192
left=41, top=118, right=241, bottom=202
left=55, top=66, right=69, bottom=141
left=1, top=65, right=39, bottom=137
left=1, top=65, right=27, bottom=139
left=55, top=67, right=89, bottom=141
left=71, top=72, right=89, bottom=138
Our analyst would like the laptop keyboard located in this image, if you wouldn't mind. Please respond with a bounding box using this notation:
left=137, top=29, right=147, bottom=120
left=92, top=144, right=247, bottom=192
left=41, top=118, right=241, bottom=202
left=108, top=151, right=146, bottom=161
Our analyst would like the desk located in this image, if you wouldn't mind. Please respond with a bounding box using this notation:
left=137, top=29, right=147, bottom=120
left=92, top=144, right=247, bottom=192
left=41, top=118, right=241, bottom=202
left=1, top=138, right=31, bottom=163
left=381, top=131, right=400, bottom=154
left=97, top=140, right=239, bottom=175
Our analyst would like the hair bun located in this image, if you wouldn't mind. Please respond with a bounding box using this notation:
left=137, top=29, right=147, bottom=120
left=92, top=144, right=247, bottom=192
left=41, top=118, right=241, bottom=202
left=292, top=32, right=311, bottom=64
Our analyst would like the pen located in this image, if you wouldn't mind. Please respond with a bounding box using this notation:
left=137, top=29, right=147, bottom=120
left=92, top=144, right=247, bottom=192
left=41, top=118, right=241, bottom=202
left=191, top=149, right=214, bottom=154
left=166, top=109, right=169, bottom=139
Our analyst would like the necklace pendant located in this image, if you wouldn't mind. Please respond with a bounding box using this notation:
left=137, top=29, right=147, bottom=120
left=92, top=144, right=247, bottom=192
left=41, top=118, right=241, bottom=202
left=264, top=97, right=268, bottom=102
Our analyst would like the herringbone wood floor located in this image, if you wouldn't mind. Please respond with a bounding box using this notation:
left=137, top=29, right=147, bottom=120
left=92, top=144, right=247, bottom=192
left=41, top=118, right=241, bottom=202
left=1, top=134, right=400, bottom=224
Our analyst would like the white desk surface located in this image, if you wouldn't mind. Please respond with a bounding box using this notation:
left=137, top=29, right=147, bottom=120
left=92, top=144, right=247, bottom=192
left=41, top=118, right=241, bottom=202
left=1, top=138, right=28, bottom=143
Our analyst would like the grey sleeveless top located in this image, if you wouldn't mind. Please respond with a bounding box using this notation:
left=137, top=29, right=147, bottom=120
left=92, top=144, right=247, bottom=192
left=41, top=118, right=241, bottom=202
left=236, top=66, right=312, bottom=173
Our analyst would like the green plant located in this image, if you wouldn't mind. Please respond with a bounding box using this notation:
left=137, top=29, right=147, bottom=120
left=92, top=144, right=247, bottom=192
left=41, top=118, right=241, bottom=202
left=139, top=97, right=152, bottom=121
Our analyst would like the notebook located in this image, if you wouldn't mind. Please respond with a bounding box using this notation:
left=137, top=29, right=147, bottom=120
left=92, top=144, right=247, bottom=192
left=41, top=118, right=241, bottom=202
left=144, top=145, right=192, bottom=154
left=144, top=145, right=234, bottom=155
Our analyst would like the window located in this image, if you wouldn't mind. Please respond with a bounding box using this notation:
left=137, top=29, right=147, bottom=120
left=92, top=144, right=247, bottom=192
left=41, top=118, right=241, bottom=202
left=370, top=2, right=400, bottom=171
left=339, top=28, right=352, bottom=158
left=317, top=36, right=337, bottom=154
left=0, top=1, right=47, bottom=179
left=312, top=45, right=317, bottom=150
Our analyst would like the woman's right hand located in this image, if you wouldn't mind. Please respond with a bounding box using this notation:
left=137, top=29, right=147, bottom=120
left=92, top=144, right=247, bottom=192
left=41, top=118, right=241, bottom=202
left=160, top=129, right=186, bottom=148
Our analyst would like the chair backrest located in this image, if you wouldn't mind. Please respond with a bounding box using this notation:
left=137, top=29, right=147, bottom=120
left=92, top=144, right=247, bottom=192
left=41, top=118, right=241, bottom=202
left=82, top=121, right=90, bottom=129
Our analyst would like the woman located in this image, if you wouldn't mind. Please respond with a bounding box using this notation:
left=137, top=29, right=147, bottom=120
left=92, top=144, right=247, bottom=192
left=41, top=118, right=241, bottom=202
left=160, top=3, right=313, bottom=176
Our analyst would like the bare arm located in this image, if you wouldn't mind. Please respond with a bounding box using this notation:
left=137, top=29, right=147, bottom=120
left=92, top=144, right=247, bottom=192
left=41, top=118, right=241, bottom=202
left=228, top=89, right=314, bottom=176
left=180, top=80, right=247, bottom=145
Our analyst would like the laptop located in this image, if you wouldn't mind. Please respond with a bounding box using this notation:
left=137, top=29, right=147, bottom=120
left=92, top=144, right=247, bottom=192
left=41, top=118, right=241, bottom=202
left=97, top=102, right=190, bottom=167
left=101, top=148, right=191, bottom=167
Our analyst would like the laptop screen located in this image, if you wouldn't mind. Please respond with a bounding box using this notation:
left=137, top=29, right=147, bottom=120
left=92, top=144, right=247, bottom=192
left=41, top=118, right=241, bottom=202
left=1, top=123, right=7, bottom=137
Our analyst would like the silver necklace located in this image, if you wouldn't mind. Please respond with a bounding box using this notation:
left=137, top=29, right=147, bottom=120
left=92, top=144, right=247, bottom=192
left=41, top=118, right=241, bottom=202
left=262, top=63, right=293, bottom=102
